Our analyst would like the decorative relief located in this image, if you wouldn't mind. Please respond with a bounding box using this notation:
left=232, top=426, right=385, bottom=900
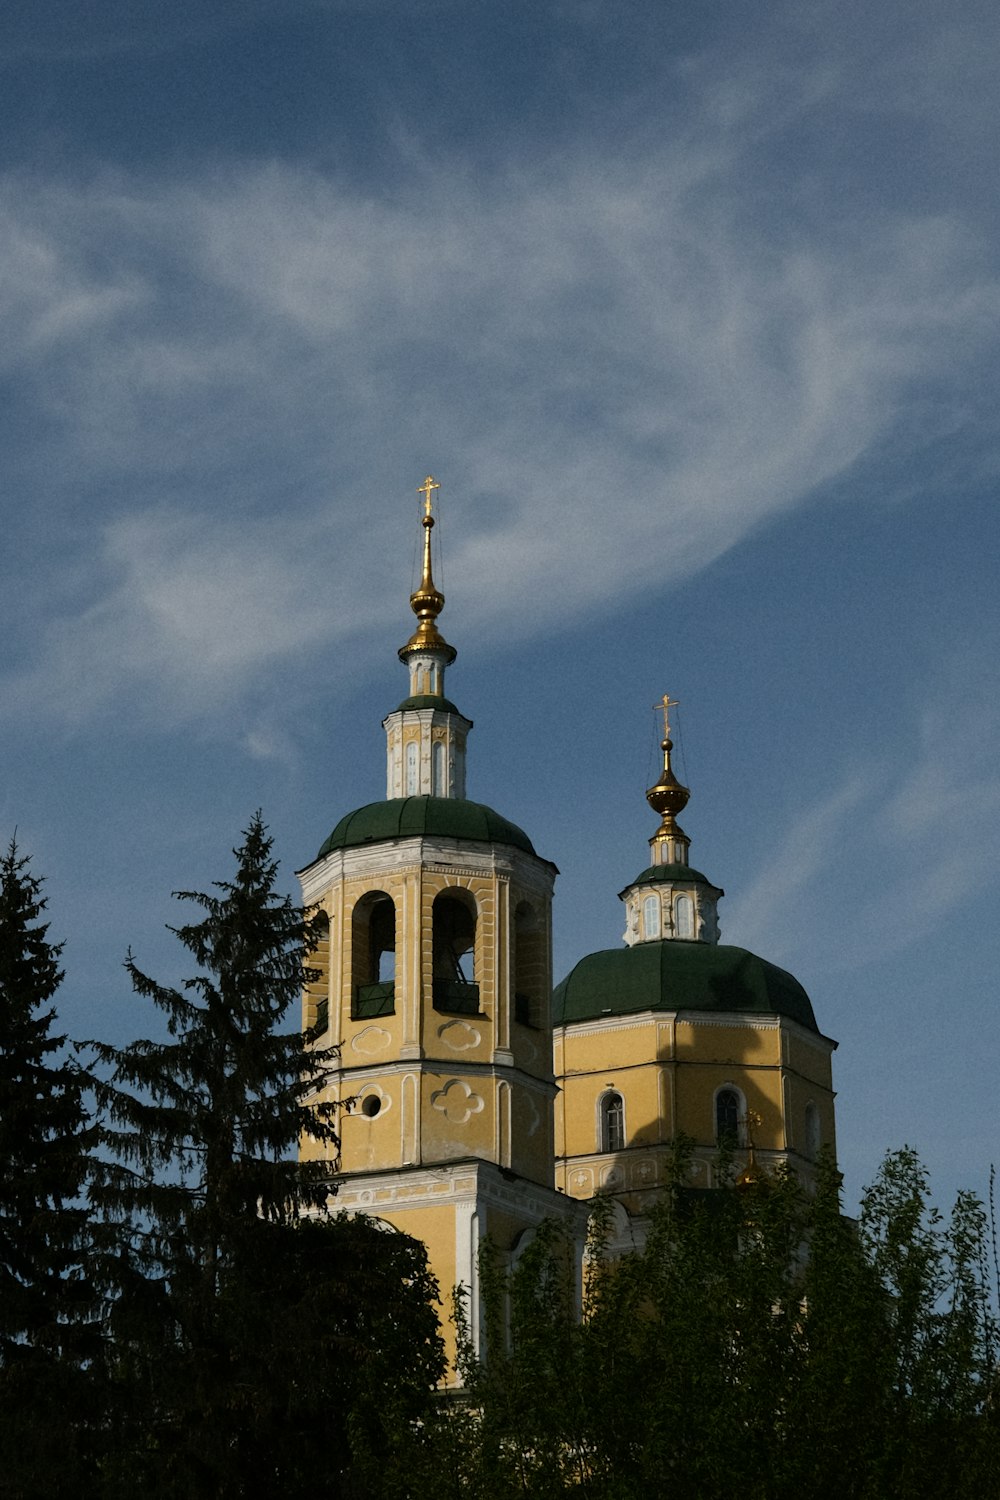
left=431, top=1078, right=485, bottom=1126
left=438, top=1019, right=482, bottom=1051
left=571, top=1168, right=594, bottom=1195
left=675, top=1013, right=778, bottom=1031
left=600, top=1163, right=624, bottom=1189
left=351, top=1026, right=392, bottom=1056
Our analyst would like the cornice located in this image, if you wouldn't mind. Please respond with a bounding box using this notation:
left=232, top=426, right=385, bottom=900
left=300, top=833, right=556, bottom=899
left=555, top=1006, right=834, bottom=1053
left=316, top=1055, right=558, bottom=1097
left=311, top=1157, right=587, bottom=1225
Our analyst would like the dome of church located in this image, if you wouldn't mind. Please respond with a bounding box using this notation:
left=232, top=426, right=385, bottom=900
left=318, top=795, right=538, bottom=859
left=553, top=940, right=819, bottom=1032
left=394, top=694, right=463, bottom=714
left=620, top=862, right=719, bottom=891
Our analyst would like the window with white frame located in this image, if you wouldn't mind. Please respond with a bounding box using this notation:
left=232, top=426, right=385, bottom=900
left=601, top=1092, right=625, bottom=1153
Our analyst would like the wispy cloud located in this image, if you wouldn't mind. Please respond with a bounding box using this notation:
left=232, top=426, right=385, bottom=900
left=1, top=507, right=392, bottom=727
left=1, top=17, right=998, bottom=732
left=726, top=659, right=1000, bottom=974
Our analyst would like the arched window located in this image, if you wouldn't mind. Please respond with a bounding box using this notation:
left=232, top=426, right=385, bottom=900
left=351, top=892, right=396, bottom=1019
left=513, top=900, right=544, bottom=1027
left=675, top=893, right=694, bottom=940
left=432, top=740, right=446, bottom=797
left=432, top=890, right=479, bottom=1014
left=642, top=894, right=660, bottom=940
left=405, top=741, right=419, bottom=795
left=715, top=1087, right=741, bottom=1145
left=600, top=1092, right=625, bottom=1154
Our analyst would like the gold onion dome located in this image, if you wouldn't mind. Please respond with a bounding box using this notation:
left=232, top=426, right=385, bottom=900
left=646, top=736, right=690, bottom=836
left=399, top=475, right=457, bottom=665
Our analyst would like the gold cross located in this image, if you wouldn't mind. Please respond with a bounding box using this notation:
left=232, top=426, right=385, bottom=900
left=653, top=693, right=679, bottom=740
left=417, top=475, right=440, bottom=517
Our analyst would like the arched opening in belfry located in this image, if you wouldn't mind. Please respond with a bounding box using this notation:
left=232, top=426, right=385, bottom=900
left=432, top=889, right=479, bottom=1014
left=305, top=909, right=330, bottom=1035
left=513, top=900, right=544, bottom=1027
left=351, top=891, right=396, bottom=1019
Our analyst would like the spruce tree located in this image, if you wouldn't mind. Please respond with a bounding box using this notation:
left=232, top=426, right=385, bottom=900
left=89, top=814, right=344, bottom=1493
left=90, top=814, right=445, bottom=1496
left=0, top=838, right=96, bottom=1491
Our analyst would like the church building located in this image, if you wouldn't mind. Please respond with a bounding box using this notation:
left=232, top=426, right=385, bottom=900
left=298, top=479, right=837, bottom=1344
left=553, top=702, right=837, bottom=1232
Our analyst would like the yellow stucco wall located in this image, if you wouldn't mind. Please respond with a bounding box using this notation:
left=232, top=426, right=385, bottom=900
left=555, top=1007, right=836, bottom=1202
left=300, top=844, right=556, bottom=1185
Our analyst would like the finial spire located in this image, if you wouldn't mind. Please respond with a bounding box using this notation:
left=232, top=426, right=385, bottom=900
left=655, top=692, right=679, bottom=741
left=399, top=474, right=456, bottom=666
left=417, top=474, right=439, bottom=517
left=385, top=477, right=471, bottom=801
left=646, top=691, right=690, bottom=864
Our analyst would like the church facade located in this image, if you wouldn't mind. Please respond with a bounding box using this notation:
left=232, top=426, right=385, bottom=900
left=298, top=480, right=837, bottom=1346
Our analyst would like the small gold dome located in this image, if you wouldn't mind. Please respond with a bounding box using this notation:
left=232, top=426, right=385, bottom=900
left=646, top=737, right=690, bottom=830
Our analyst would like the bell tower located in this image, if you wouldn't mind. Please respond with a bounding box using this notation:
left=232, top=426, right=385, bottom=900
left=299, top=479, right=582, bottom=1356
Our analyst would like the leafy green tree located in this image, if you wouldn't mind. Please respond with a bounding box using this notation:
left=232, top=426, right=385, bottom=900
left=0, top=838, right=98, bottom=1494
left=440, top=1147, right=999, bottom=1500
left=89, top=814, right=444, bottom=1496
left=856, top=1148, right=999, bottom=1496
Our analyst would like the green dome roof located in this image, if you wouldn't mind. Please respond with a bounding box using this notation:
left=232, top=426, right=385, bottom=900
left=318, top=796, right=538, bottom=860
left=393, top=694, right=465, bottom=715
left=621, top=863, right=722, bottom=892
left=553, top=940, right=818, bottom=1032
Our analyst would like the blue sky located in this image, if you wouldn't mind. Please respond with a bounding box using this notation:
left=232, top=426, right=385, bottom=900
left=2, top=0, right=997, bottom=1214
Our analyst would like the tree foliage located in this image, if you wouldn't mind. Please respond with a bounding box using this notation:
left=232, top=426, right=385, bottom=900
left=437, top=1148, right=999, bottom=1500
left=87, top=815, right=445, bottom=1496
left=0, top=839, right=98, bottom=1493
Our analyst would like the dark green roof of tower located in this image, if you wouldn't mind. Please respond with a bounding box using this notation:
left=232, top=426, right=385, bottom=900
left=393, top=694, right=465, bottom=715
left=553, top=940, right=819, bottom=1032
left=620, top=863, right=722, bottom=892
left=317, top=796, right=538, bottom=860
